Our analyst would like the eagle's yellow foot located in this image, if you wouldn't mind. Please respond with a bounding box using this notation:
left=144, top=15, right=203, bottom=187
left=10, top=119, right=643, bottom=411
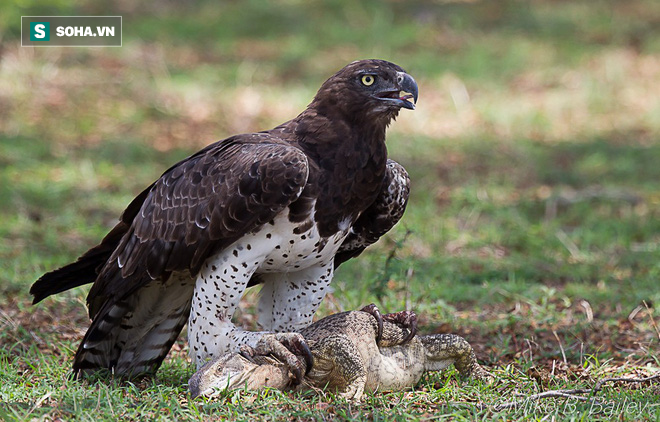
left=240, top=332, right=313, bottom=385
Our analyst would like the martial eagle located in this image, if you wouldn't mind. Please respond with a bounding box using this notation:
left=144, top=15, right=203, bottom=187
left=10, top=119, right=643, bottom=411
left=31, top=59, right=418, bottom=378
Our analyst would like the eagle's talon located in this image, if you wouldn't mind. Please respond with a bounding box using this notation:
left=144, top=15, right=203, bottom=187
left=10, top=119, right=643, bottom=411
left=278, top=333, right=314, bottom=377
left=299, top=339, right=314, bottom=376
left=289, top=363, right=304, bottom=385
left=239, top=345, right=257, bottom=363
left=252, top=333, right=312, bottom=385
left=382, top=310, right=418, bottom=344
left=360, top=303, right=384, bottom=345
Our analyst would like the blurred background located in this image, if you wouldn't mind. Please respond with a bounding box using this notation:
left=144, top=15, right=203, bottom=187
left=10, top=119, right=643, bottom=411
left=1, top=0, right=659, bottom=366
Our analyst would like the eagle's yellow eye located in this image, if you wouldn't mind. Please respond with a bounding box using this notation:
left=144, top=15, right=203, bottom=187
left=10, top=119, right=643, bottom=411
left=361, top=75, right=375, bottom=86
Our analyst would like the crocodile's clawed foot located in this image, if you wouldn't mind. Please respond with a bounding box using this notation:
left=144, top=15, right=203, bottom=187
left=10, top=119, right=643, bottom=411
left=471, top=365, right=496, bottom=385
left=247, top=333, right=313, bottom=385
left=383, top=310, right=418, bottom=344
left=360, top=303, right=383, bottom=344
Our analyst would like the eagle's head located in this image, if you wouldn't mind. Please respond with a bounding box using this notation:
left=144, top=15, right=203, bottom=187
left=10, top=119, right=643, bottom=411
left=311, top=59, right=419, bottom=123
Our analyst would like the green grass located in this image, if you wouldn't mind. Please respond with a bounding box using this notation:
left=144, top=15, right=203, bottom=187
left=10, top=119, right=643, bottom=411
left=1, top=0, right=660, bottom=420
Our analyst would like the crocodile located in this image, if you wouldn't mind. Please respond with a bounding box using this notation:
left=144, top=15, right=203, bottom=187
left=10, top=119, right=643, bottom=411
left=189, top=306, right=492, bottom=402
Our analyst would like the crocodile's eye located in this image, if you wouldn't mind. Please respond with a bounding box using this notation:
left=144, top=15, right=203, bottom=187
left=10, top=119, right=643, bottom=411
left=361, top=75, right=375, bottom=86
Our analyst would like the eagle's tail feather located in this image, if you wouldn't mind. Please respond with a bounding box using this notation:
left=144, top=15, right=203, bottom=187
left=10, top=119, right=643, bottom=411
left=30, top=222, right=128, bottom=304
left=72, top=274, right=193, bottom=377
left=30, top=246, right=110, bottom=304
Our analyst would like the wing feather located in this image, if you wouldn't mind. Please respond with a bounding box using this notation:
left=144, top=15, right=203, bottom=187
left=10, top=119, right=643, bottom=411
left=86, top=136, right=308, bottom=318
left=335, top=159, right=410, bottom=267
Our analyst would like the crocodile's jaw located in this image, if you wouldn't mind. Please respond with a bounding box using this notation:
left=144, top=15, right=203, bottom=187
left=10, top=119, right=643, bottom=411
left=189, top=354, right=291, bottom=397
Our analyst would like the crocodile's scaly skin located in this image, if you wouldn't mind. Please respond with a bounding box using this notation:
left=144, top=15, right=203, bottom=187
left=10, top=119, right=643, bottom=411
left=189, top=308, right=492, bottom=402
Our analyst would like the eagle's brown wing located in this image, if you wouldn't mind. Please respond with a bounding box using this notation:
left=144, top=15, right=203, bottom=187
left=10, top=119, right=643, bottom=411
left=334, top=159, right=410, bottom=267
left=85, top=135, right=309, bottom=317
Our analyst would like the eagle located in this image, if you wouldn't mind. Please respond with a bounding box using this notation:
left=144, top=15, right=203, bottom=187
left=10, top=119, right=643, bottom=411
left=31, top=59, right=418, bottom=378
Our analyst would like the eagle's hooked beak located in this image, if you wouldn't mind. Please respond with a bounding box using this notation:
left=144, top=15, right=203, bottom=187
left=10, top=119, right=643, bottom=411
left=374, top=71, right=419, bottom=110
left=396, top=71, right=419, bottom=110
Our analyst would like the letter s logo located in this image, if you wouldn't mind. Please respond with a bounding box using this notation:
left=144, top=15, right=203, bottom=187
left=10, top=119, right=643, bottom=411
left=29, top=22, right=50, bottom=41
left=34, top=24, right=46, bottom=38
